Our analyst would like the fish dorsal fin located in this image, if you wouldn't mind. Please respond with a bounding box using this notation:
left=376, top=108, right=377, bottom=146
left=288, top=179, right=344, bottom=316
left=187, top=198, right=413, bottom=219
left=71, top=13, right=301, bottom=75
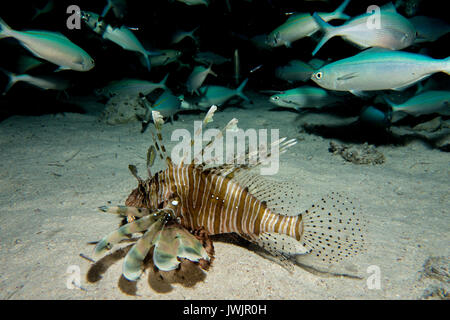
left=146, top=145, right=156, bottom=177
left=150, top=110, right=173, bottom=168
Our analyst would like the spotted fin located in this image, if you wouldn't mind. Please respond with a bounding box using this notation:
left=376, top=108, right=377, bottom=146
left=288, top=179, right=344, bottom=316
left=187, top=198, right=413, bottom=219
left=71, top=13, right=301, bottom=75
left=299, top=192, right=366, bottom=264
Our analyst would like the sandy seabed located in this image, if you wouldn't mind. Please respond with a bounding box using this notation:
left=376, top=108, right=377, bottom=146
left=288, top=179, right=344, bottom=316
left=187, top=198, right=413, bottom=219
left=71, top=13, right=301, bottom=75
left=0, top=93, right=448, bottom=300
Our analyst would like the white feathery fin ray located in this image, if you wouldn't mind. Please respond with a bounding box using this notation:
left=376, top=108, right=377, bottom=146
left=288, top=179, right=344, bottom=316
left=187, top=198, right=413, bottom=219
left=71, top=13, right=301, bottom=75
left=177, top=105, right=217, bottom=166
left=151, top=110, right=173, bottom=168
left=210, top=137, right=297, bottom=178
left=146, top=145, right=156, bottom=177
left=299, top=192, right=366, bottom=264
left=198, top=117, right=239, bottom=166
left=178, top=105, right=218, bottom=166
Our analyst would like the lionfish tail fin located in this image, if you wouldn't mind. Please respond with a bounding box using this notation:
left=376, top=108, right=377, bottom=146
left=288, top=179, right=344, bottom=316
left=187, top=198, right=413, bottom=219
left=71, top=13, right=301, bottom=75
left=299, top=192, right=366, bottom=264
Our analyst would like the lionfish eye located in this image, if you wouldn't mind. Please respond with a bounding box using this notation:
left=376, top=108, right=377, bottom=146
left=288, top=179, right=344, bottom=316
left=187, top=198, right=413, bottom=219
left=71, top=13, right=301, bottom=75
left=315, top=72, right=323, bottom=80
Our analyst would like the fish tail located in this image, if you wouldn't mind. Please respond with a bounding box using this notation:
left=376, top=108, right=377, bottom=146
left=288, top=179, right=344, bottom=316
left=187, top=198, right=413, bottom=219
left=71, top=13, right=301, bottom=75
left=382, top=95, right=397, bottom=108
left=331, top=0, right=351, bottom=20
left=0, top=68, right=19, bottom=95
left=159, top=73, right=169, bottom=88
left=236, top=78, right=250, bottom=102
left=0, top=17, right=13, bottom=39
left=100, top=0, right=112, bottom=18
left=189, top=26, right=200, bottom=38
left=312, top=13, right=339, bottom=56
left=143, top=54, right=151, bottom=72
left=443, top=57, right=450, bottom=75
left=299, top=192, right=366, bottom=264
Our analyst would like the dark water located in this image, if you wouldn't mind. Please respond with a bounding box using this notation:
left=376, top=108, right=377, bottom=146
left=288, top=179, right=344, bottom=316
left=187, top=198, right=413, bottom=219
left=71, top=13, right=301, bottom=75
left=0, top=0, right=448, bottom=130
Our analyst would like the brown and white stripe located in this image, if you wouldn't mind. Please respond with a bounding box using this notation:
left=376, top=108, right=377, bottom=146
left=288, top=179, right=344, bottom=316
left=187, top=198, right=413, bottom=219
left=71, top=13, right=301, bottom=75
left=154, top=165, right=303, bottom=241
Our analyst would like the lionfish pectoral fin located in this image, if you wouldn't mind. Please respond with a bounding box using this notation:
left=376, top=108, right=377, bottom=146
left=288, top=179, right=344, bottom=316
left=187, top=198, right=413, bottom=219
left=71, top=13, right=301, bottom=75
left=94, top=213, right=160, bottom=257
left=175, top=227, right=210, bottom=262
left=152, top=226, right=180, bottom=271
left=122, top=218, right=165, bottom=281
left=153, top=225, right=210, bottom=272
left=98, top=205, right=151, bottom=218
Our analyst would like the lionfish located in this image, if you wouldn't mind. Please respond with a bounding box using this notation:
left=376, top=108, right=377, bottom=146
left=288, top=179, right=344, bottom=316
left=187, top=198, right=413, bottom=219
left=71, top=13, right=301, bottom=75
left=92, top=105, right=365, bottom=281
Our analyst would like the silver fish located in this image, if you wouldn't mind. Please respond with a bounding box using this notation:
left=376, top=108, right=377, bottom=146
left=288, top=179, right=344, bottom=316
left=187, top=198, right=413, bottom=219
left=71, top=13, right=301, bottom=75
left=311, top=48, right=450, bottom=95
left=96, top=74, right=169, bottom=97
left=312, top=3, right=416, bottom=56
left=1, top=69, right=70, bottom=94
left=32, top=0, right=55, bottom=21
left=196, top=78, right=249, bottom=108
left=81, top=11, right=158, bottom=71
left=275, top=60, right=315, bottom=83
left=148, top=49, right=182, bottom=67
left=175, top=0, right=209, bottom=6
left=171, top=27, right=199, bottom=44
left=194, top=51, right=230, bottom=65
left=142, top=89, right=182, bottom=122
left=0, top=18, right=94, bottom=72
left=410, top=16, right=450, bottom=43
left=385, top=90, right=450, bottom=122
left=186, top=65, right=217, bottom=95
left=266, top=0, right=350, bottom=48
left=269, top=86, right=340, bottom=110
left=359, top=106, right=391, bottom=128
left=80, top=11, right=107, bottom=34
left=103, top=25, right=159, bottom=71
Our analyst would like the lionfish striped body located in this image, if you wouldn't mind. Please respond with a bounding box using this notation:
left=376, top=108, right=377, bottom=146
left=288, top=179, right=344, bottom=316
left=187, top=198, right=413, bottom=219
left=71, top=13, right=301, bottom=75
left=93, top=106, right=365, bottom=282
left=136, top=164, right=302, bottom=241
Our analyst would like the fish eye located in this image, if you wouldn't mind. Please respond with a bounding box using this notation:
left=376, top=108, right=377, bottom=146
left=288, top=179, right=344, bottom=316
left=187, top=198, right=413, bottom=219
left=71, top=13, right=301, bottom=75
left=315, top=72, right=323, bottom=80
left=273, top=96, right=279, bottom=100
